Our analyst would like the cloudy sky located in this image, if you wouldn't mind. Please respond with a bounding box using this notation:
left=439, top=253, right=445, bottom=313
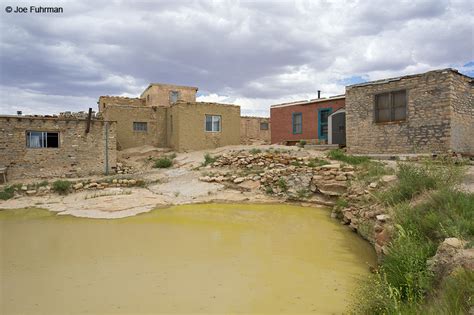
left=0, top=0, right=473, bottom=116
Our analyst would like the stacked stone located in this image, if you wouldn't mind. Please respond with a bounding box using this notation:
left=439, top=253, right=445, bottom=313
left=115, top=162, right=134, bottom=174
left=199, top=151, right=354, bottom=202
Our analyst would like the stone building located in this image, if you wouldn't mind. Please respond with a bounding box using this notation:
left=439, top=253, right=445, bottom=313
left=99, top=83, right=241, bottom=151
left=270, top=95, right=345, bottom=145
left=240, top=116, right=270, bottom=144
left=0, top=114, right=117, bottom=180
left=346, top=68, right=473, bottom=155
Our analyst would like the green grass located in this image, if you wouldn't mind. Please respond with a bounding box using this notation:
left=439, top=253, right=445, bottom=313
left=379, top=162, right=464, bottom=206
left=357, top=161, right=394, bottom=184
left=307, top=157, right=329, bottom=167
left=52, top=180, right=72, bottom=195
left=352, top=160, right=472, bottom=314
left=154, top=157, right=173, bottom=168
left=327, top=149, right=370, bottom=165
left=249, top=148, right=262, bottom=154
left=202, top=153, right=217, bottom=166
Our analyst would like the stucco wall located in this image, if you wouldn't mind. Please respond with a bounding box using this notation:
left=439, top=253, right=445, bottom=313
left=346, top=69, right=457, bottom=154
left=101, top=105, right=167, bottom=150
left=141, top=84, right=197, bottom=107
left=450, top=73, right=474, bottom=155
left=240, top=116, right=270, bottom=144
left=170, top=101, right=240, bottom=151
left=0, top=116, right=116, bottom=180
left=270, top=98, right=345, bottom=144
left=98, top=96, right=145, bottom=112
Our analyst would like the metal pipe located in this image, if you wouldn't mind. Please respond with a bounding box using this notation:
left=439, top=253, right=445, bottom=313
left=105, top=122, right=109, bottom=175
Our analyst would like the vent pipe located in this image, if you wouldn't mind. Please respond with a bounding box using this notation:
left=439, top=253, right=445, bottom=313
left=317, top=90, right=321, bottom=99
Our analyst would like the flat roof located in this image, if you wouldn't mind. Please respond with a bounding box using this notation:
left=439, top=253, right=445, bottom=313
left=270, top=94, right=345, bottom=109
left=0, top=115, right=115, bottom=123
left=140, top=83, right=199, bottom=97
left=347, top=68, right=473, bottom=89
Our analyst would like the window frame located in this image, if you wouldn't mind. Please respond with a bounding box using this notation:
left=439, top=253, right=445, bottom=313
left=169, top=90, right=180, bottom=104
left=292, top=112, right=302, bottom=135
left=205, top=114, right=222, bottom=132
left=26, top=131, right=60, bottom=149
left=133, top=122, right=148, bottom=132
left=260, top=122, right=269, bottom=130
left=318, top=108, right=332, bottom=140
left=374, top=89, right=407, bottom=124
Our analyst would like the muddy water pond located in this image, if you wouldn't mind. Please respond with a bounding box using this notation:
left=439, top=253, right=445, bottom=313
left=1, top=203, right=375, bottom=314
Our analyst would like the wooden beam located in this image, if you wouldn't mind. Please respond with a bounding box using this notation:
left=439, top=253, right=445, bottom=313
left=85, top=108, right=92, bottom=133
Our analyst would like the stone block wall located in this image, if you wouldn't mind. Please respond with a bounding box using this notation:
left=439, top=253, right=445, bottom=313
left=346, top=69, right=458, bottom=154
left=450, top=73, right=474, bottom=155
left=0, top=116, right=117, bottom=180
left=101, top=105, right=167, bottom=150
left=240, top=116, right=270, bottom=144
left=169, top=101, right=240, bottom=151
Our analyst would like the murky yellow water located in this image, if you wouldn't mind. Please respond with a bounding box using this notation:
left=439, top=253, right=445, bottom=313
left=0, top=204, right=375, bottom=314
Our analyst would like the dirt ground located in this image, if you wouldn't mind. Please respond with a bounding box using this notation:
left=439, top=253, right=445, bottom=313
left=0, top=145, right=321, bottom=218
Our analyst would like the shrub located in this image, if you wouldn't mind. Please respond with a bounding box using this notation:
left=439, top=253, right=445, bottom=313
left=154, top=157, right=173, bottom=168
left=249, top=148, right=262, bottom=154
left=52, top=180, right=72, bottom=195
left=277, top=178, right=288, bottom=192
left=0, top=186, right=15, bottom=200
left=299, top=140, right=307, bottom=147
left=327, top=149, right=370, bottom=165
left=265, top=186, right=274, bottom=194
left=202, top=153, right=217, bottom=166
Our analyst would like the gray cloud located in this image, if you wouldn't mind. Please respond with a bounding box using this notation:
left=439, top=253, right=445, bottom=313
left=0, top=0, right=472, bottom=116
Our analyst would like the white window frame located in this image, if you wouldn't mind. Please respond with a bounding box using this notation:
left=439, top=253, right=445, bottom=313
left=205, top=115, right=221, bottom=132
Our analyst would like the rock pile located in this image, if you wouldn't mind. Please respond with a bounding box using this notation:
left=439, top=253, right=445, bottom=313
left=199, top=151, right=355, bottom=204
left=115, top=162, right=135, bottom=174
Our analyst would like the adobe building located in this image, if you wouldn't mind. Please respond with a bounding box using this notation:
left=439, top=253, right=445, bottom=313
left=99, top=83, right=240, bottom=151
left=240, top=116, right=271, bottom=144
left=0, top=112, right=117, bottom=180
left=270, top=95, right=345, bottom=145
left=345, top=68, right=474, bottom=155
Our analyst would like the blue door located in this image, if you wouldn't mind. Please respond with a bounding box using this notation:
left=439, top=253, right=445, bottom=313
left=318, top=108, right=332, bottom=141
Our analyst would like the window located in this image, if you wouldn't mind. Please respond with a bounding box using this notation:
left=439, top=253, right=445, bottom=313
left=26, top=131, right=59, bottom=148
left=375, top=90, right=407, bottom=123
left=147, top=95, right=150, bottom=102
left=170, top=91, right=179, bottom=103
left=133, top=122, right=148, bottom=132
left=260, top=122, right=269, bottom=130
left=205, top=115, right=221, bottom=132
left=292, top=113, right=302, bottom=134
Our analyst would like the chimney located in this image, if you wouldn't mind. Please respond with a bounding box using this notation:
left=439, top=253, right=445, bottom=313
left=317, top=90, right=321, bottom=99
left=17, top=111, right=22, bottom=116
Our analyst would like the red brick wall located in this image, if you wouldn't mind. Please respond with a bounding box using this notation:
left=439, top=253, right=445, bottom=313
left=270, top=99, right=345, bottom=144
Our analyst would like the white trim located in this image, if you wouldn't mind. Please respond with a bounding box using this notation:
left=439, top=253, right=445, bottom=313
left=328, top=109, right=345, bottom=145
left=270, top=95, right=345, bottom=109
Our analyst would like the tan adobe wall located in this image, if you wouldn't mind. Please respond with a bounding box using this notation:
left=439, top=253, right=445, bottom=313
left=169, top=101, right=240, bottom=151
left=98, top=96, right=145, bottom=112
left=346, top=70, right=455, bottom=154
left=450, top=73, right=474, bottom=155
left=101, top=105, right=167, bottom=150
left=0, top=116, right=116, bottom=180
left=141, top=84, right=197, bottom=107
left=240, top=116, right=270, bottom=144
